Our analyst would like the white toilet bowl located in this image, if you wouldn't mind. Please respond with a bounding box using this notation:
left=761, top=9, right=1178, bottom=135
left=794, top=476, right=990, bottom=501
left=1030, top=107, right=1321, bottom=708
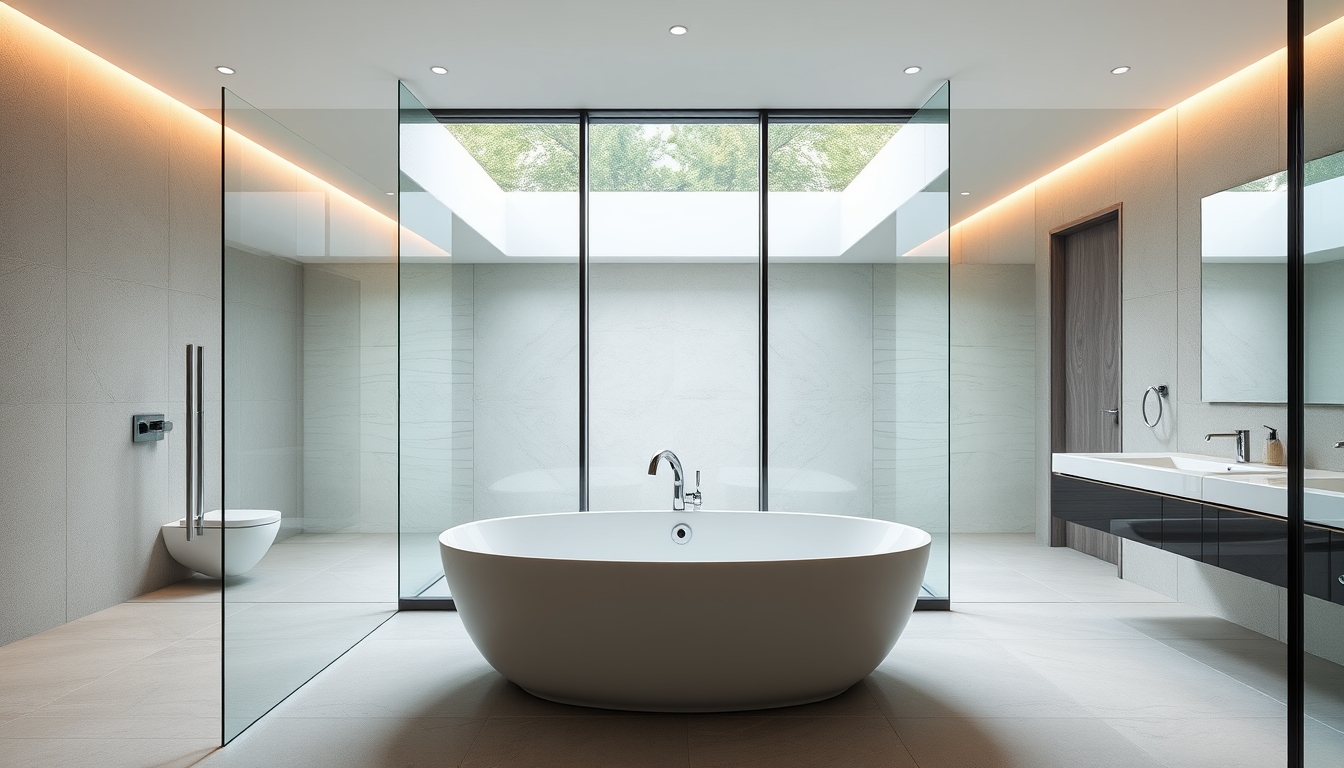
left=162, top=509, right=281, bottom=578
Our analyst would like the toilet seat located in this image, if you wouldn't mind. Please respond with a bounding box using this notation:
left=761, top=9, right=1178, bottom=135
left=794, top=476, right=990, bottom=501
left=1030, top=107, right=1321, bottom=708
left=172, top=509, right=281, bottom=529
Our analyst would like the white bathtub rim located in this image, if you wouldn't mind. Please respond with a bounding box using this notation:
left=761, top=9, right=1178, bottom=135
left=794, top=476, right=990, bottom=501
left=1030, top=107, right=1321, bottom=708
left=439, top=508, right=932, bottom=565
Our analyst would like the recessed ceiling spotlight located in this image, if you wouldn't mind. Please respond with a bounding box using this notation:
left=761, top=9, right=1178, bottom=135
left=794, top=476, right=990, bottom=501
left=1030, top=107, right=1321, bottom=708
left=430, top=65, right=449, bottom=75
left=215, top=66, right=235, bottom=75
left=959, top=191, right=970, bottom=196
left=1111, top=65, right=1131, bottom=75
left=669, top=25, right=688, bottom=35
left=903, top=66, right=921, bottom=75
left=386, top=191, right=395, bottom=196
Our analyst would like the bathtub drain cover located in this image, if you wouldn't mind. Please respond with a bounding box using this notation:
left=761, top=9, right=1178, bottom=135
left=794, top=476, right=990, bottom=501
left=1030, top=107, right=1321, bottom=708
left=671, top=523, right=692, bottom=544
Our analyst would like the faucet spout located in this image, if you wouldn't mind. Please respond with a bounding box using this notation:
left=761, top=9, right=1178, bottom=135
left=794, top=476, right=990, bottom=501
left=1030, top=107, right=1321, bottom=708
left=648, top=450, right=686, bottom=511
left=1205, top=430, right=1252, bottom=463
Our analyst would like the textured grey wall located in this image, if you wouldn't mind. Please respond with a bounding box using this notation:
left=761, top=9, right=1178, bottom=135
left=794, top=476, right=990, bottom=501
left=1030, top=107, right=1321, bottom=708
left=0, top=29, right=222, bottom=645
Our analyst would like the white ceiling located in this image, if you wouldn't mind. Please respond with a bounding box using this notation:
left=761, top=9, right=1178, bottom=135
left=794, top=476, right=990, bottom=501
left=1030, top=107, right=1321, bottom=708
left=13, top=0, right=1342, bottom=219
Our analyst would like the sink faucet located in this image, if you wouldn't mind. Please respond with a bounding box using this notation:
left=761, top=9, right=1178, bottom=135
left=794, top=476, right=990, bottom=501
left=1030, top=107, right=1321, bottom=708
left=1205, top=430, right=1251, bottom=463
left=647, top=450, right=702, bottom=511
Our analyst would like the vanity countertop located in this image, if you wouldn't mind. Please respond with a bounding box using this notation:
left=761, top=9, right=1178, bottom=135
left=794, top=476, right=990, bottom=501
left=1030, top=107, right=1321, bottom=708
left=1051, top=452, right=1282, bottom=501
left=1052, top=452, right=1344, bottom=527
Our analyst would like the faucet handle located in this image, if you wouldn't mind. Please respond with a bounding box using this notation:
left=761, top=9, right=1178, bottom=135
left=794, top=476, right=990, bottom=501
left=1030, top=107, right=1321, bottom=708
left=688, top=470, right=703, bottom=510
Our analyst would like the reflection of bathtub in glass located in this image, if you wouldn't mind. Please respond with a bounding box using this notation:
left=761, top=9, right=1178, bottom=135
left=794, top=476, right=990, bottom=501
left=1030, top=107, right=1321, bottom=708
left=441, top=510, right=930, bottom=712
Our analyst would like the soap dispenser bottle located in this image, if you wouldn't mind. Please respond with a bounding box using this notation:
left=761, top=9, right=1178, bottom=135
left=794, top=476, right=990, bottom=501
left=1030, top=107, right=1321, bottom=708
left=1264, top=425, right=1285, bottom=467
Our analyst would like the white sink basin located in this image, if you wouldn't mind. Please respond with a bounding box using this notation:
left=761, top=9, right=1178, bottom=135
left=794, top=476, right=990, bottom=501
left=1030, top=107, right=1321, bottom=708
left=1052, top=452, right=1283, bottom=501
left=1203, top=471, right=1344, bottom=526
left=1104, top=455, right=1277, bottom=474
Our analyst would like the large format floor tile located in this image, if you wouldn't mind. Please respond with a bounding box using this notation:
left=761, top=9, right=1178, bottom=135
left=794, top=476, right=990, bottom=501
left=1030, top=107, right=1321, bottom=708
left=460, top=716, right=689, bottom=768
left=890, top=716, right=1166, bottom=768
left=9, top=532, right=1344, bottom=768
left=999, top=637, right=1286, bottom=719
left=198, top=716, right=482, bottom=768
left=1103, top=716, right=1287, bottom=768
left=866, top=638, right=1090, bottom=720
left=687, top=716, right=916, bottom=768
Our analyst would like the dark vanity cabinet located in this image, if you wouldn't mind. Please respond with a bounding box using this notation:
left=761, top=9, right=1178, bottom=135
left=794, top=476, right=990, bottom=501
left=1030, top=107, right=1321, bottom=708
left=1053, top=473, right=1344, bottom=602
left=1051, top=474, right=1161, bottom=544
left=1334, top=531, right=1344, bottom=605
left=1051, top=475, right=1211, bottom=559
left=1215, top=509, right=1286, bottom=587
left=1161, top=498, right=1204, bottom=562
left=1305, top=525, right=1331, bottom=601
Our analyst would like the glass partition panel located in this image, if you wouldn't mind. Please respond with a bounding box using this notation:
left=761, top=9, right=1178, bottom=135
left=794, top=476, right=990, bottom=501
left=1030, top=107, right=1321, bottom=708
left=1303, top=0, right=1344, bottom=761
left=588, top=119, right=760, bottom=511
left=768, top=90, right=950, bottom=601
left=223, top=89, right=397, bottom=741
left=397, top=85, right=580, bottom=600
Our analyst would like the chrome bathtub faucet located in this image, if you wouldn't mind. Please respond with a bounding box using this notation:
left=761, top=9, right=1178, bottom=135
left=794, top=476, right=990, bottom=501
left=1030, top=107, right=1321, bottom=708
left=647, top=450, right=702, bottom=511
left=1205, top=429, right=1251, bottom=463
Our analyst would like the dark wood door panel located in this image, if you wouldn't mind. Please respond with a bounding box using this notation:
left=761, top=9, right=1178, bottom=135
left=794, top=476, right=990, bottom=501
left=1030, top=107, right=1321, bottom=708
left=1053, top=213, right=1121, bottom=455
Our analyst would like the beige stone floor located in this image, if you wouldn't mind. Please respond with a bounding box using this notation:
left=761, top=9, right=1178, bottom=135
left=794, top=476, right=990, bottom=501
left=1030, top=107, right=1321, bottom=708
left=5, top=534, right=1344, bottom=767
left=0, top=532, right=395, bottom=767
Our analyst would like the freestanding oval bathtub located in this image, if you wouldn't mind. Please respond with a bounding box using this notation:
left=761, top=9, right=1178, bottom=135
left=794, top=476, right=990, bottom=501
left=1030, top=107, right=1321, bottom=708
left=439, top=510, right=931, bottom=712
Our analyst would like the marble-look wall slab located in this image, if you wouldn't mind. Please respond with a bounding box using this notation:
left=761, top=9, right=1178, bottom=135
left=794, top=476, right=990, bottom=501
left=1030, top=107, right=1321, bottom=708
left=307, top=262, right=398, bottom=533
left=452, top=264, right=476, bottom=520
left=455, top=262, right=963, bottom=532
left=875, top=264, right=950, bottom=535
left=768, top=264, right=873, bottom=517
left=950, top=263, right=1036, bottom=533
left=301, top=267, right=361, bottom=533
left=589, top=263, right=756, bottom=512
left=475, top=264, right=580, bottom=516
left=399, top=263, right=459, bottom=534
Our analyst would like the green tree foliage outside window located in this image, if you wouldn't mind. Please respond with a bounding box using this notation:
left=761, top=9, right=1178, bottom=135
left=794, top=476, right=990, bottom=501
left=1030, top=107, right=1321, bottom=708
left=1229, top=151, right=1344, bottom=192
left=444, top=122, right=901, bottom=193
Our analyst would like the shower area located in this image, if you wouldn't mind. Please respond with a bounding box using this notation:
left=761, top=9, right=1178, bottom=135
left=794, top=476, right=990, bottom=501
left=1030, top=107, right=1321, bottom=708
left=396, top=84, right=953, bottom=606
left=216, top=82, right=950, bottom=742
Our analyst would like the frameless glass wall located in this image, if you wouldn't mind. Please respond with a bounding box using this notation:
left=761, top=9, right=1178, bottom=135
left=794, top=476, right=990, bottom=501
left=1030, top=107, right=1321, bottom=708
left=223, top=90, right=398, bottom=741
left=589, top=117, right=761, bottom=510
left=397, top=85, right=580, bottom=600
left=1302, top=0, right=1344, bottom=760
left=397, top=89, right=951, bottom=605
left=767, top=88, right=950, bottom=599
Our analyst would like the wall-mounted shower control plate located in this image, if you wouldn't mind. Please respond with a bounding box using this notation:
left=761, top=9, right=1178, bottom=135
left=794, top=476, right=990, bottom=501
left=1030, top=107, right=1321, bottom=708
left=132, top=413, right=172, bottom=443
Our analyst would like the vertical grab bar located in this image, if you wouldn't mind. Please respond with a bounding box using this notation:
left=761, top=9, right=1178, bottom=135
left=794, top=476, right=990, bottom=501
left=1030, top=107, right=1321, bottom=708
left=185, top=345, right=196, bottom=540
left=185, top=345, right=206, bottom=538
left=195, top=347, right=205, bottom=536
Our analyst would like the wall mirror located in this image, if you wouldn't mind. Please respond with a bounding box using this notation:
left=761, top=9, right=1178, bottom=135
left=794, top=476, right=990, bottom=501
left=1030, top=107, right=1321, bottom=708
left=1201, top=149, right=1344, bottom=403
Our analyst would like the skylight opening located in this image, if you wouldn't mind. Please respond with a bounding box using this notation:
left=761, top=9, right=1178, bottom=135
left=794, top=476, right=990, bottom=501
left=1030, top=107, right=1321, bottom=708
left=442, top=121, right=902, bottom=193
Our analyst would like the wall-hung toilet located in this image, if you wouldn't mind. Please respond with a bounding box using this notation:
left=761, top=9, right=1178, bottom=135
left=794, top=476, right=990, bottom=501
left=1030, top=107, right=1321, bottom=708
left=162, top=509, right=281, bottom=578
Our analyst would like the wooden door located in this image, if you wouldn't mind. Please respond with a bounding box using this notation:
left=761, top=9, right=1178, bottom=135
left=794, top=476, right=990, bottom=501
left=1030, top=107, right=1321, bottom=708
left=1053, top=213, right=1121, bottom=454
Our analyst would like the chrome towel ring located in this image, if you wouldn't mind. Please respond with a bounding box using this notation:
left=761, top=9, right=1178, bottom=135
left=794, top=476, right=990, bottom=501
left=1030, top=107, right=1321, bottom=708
left=1142, top=385, right=1169, bottom=428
